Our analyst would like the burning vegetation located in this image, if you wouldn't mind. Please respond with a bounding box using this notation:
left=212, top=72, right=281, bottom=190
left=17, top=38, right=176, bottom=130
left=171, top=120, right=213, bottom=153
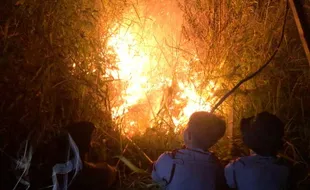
left=0, top=0, right=310, bottom=189
left=106, top=0, right=219, bottom=136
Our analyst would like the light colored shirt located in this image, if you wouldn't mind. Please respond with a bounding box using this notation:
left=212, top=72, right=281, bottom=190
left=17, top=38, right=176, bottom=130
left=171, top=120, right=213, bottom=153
left=225, top=154, right=290, bottom=190
left=152, top=148, right=225, bottom=190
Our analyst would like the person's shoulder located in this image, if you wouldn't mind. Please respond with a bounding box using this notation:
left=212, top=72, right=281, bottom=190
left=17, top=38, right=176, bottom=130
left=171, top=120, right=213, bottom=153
left=225, top=156, right=249, bottom=170
left=165, top=149, right=181, bottom=158
left=156, top=149, right=180, bottom=164
left=224, top=157, right=245, bottom=189
left=152, top=149, right=179, bottom=180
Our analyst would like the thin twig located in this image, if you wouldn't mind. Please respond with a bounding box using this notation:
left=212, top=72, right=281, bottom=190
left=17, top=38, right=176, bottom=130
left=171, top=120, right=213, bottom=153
left=211, top=0, right=289, bottom=113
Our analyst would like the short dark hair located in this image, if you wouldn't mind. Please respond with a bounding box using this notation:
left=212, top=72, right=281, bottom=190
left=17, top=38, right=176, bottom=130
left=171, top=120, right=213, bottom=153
left=187, top=111, right=226, bottom=150
left=240, top=111, right=284, bottom=156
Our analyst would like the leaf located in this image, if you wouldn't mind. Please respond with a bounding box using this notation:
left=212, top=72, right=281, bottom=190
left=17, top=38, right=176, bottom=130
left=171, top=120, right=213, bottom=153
left=115, top=155, right=146, bottom=174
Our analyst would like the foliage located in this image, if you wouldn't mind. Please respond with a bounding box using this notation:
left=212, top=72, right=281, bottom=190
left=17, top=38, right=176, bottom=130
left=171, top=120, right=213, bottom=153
left=1, top=0, right=309, bottom=189
left=115, top=0, right=310, bottom=188
left=0, top=0, right=127, bottom=140
left=0, top=0, right=127, bottom=187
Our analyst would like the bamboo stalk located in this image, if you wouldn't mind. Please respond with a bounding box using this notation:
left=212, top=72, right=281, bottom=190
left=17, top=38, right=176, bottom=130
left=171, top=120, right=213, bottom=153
left=227, top=99, right=234, bottom=156
left=125, top=135, right=153, bottom=164
left=288, top=0, right=310, bottom=66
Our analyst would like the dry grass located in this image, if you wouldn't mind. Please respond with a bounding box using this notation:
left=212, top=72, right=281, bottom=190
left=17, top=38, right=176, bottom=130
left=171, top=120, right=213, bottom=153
left=1, top=0, right=309, bottom=189
left=110, top=0, right=310, bottom=189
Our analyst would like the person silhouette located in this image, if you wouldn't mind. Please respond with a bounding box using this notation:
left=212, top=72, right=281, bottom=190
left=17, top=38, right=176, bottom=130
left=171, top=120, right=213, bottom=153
left=152, top=111, right=228, bottom=190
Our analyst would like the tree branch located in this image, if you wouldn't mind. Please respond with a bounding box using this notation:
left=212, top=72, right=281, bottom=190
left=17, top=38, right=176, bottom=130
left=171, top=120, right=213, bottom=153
left=211, top=0, right=289, bottom=113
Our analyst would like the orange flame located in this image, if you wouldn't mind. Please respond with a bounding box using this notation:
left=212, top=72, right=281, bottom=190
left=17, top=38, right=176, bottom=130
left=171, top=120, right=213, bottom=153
left=106, top=2, right=218, bottom=136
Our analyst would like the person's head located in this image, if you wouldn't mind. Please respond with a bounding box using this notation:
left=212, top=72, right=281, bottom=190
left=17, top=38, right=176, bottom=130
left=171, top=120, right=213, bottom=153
left=240, top=111, right=284, bottom=156
left=183, top=111, right=226, bottom=150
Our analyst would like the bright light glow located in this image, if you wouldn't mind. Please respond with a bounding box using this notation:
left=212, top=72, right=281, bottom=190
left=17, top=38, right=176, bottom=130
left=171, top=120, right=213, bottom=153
left=106, top=2, right=219, bottom=136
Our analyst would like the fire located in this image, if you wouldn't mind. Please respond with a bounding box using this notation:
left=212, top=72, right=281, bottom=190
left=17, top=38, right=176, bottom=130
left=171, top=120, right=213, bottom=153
left=107, top=26, right=149, bottom=117
left=106, top=2, right=219, bottom=136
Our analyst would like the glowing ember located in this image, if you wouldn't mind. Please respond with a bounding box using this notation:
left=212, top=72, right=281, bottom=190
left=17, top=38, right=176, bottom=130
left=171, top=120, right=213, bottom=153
left=106, top=2, right=219, bottom=136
